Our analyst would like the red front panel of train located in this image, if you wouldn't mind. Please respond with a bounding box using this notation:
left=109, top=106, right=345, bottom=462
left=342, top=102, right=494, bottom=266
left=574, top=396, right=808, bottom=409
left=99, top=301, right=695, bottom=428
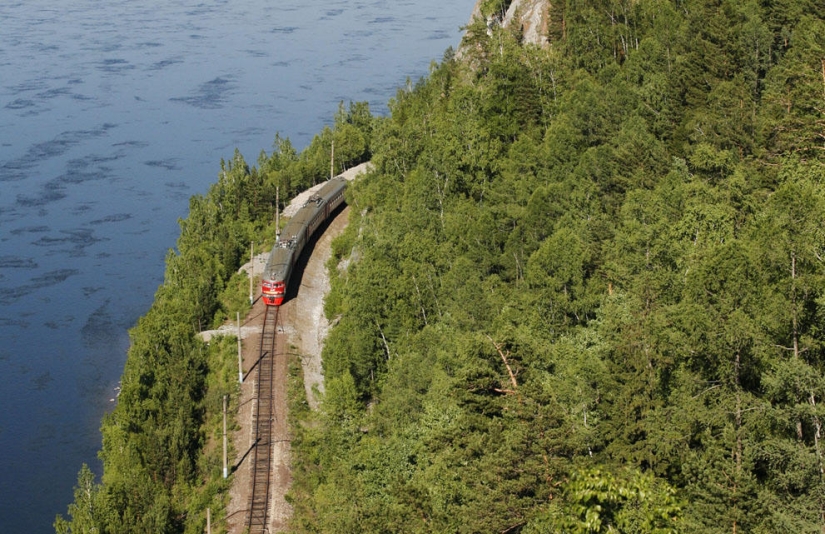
left=261, top=280, right=286, bottom=306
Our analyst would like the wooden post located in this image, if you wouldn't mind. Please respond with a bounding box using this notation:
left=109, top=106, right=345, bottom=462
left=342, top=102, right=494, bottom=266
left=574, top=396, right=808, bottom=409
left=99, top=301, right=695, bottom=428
left=249, top=242, right=254, bottom=304
left=249, top=242, right=255, bottom=305
left=237, top=312, right=243, bottom=384
left=222, top=395, right=228, bottom=479
left=276, top=186, right=280, bottom=243
left=206, top=507, right=211, bottom=534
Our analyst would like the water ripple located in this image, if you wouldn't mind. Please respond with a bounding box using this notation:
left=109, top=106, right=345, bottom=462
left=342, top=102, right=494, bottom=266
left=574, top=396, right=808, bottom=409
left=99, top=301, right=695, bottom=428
left=0, top=268, right=80, bottom=305
left=0, top=124, right=118, bottom=182
left=170, top=75, right=235, bottom=109
left=0, top=256, right=38, bottom=269
left=88, top=213, right=132, bottom=225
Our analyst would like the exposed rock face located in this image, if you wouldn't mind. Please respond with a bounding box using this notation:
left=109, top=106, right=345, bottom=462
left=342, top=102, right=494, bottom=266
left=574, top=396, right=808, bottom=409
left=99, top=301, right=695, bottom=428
left=505, top=0, right=549, bottom=46
left=466, top=0, right=549, bottom=47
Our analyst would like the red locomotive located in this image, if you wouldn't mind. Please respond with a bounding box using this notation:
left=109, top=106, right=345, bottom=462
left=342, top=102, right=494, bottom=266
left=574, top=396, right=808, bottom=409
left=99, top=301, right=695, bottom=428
left=261, top=177, right=346, bottom=306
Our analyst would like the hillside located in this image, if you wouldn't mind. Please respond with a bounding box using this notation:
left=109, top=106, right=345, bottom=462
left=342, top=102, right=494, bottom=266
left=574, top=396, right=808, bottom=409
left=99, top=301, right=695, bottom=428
left=288, top=0, right=825, bottom=532
left=56, top=0, right=825, bottom=532
left=55, top=110, right=374, bottom=533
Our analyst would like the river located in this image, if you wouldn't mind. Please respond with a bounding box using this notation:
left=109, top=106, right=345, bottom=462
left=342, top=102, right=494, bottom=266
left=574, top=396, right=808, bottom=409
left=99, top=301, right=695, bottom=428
left=0, top=1, right=472, bottom=531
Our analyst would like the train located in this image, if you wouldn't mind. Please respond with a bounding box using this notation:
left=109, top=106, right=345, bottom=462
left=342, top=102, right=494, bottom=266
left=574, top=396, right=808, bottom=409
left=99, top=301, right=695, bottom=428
left=261, top=176, right=347, bottom=306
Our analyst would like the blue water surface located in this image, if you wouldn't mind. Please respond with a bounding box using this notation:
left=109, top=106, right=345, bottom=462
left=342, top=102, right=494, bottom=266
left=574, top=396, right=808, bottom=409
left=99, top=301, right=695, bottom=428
left=0, top=1, right=473, bottom=531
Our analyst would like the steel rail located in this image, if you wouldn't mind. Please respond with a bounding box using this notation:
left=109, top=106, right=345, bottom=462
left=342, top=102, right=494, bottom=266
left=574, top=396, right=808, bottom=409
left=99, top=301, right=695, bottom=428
left=247, top=305, right=278, bottom=533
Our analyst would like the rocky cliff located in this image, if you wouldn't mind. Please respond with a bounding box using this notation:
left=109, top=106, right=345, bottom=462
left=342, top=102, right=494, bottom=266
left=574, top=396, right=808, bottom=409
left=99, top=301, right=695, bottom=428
left=466, top=0, right=549, bottom=47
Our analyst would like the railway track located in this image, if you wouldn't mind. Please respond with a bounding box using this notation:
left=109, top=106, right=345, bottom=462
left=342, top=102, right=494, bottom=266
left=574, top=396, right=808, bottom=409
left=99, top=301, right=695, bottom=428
left=247, top=305, right=279, bottom=534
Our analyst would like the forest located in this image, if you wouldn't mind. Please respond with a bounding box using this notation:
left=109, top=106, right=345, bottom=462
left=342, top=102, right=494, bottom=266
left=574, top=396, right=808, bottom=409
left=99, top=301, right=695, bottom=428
left=58, top=0, right=825, bottom=532
left=54, top=107, right=371, bottom=533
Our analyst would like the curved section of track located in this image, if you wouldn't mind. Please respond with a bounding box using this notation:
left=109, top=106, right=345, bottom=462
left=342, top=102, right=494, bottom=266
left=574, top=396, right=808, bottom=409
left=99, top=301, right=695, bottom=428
left=247, top=306, right=279, bottom=533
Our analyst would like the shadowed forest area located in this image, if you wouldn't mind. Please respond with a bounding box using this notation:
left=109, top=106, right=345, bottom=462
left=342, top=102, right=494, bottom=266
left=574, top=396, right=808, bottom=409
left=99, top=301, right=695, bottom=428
left=59, top=0, right=825, bottom=532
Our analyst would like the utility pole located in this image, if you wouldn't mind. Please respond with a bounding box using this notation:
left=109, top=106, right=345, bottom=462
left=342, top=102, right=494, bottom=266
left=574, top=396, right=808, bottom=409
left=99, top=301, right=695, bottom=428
left=276, top=185, right=280, bottom=243
left=222, top=395, right=228, bottom=479
left=330, top=139, right=335, bottom=180
left=237, top=312, right=243, bottom=384
left=249, top=242, right=254, bottom=304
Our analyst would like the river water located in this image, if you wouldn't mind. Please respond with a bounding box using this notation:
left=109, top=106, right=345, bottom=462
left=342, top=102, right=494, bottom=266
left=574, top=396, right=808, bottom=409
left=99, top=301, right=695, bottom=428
left=0, top=1, right=471, bottom=531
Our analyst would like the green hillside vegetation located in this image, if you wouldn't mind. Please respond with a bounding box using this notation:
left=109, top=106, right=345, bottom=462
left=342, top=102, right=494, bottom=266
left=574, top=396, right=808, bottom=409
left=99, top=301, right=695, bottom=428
left=288, top=1, right=825, bottom=532
left=54, top=105, right=372, bottom=533
left=57, top=0, right=825, bottom=532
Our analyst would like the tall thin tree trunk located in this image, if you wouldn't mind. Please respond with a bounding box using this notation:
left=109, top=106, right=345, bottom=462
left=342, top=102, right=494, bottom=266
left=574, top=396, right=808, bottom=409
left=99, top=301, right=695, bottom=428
left=732, top=350, right=743, bottom=534
left=792, top=251, right=799, bottom=359
left=809, top=391, right=825, bottom=533
left=811, top=392, right=824, bottom=477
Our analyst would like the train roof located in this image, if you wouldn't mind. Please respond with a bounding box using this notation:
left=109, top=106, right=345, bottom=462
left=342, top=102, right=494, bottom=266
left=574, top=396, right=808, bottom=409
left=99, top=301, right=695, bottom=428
left=262, top=177, right=347, bottom=282
left=262, top=243, right=294, bottom=282
left=316, top=176, right=347, bottom=199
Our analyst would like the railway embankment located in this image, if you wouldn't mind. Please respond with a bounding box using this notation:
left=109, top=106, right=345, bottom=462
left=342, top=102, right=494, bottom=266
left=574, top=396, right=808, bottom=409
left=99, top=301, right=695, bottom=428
left=210, top=162, right=370, bottom=533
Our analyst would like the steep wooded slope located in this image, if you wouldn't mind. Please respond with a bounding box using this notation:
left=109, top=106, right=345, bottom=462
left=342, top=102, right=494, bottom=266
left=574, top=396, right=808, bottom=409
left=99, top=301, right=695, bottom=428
left=56, top=107, right=374, bottom=533
left=289, top=1, right=825, bottom=532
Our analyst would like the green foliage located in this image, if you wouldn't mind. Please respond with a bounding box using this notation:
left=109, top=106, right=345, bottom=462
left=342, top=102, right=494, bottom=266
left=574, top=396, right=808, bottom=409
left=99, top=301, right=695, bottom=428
left=54, top=465, right=105, bottom=534
left=480, top=0, right=511, bottom=19
left=214, top=271, right=253, bottom=328
left=290, top=2, right=825, bottom=533
left=527, top=465, right=682, bottom=533
left=61, top=1, right=825, bottom=530
left=58, top=102, right=377, bottom=532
